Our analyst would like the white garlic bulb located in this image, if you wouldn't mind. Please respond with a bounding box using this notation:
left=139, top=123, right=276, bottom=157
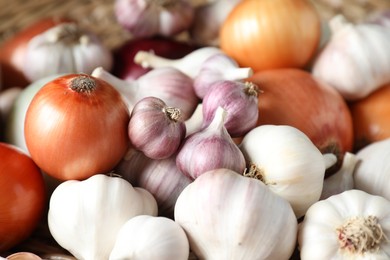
left=239, top=125, right=337, bottom=218
left=354, top=138, right=390, bottom=201
left=312, top=15, right=390, bottom=100
left=175, top=168, right=298, bottom=260
left=299, top=189, right=390, bottom=259
left=23, top=23, right=112, bottom=82
left=109, top=215, right=189, bottom=260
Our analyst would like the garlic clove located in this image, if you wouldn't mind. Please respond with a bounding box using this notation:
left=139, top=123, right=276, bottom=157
left=320, top=152, right=358, bottom=200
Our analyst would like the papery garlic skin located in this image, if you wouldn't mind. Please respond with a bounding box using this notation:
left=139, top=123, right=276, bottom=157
left=239, top=125, right=337, bottom=218
left=299, top=189, right=390, bottom=260
left=354, top=139, right=390, bottom=201
left=175, top=168, right=298, bottom=260
left=23, top=23, right=112, bottom=82
left=312, top=15, right=390, bottom=100
left=109, top=215, right=189, bottom=260
left=115, top=0, right=194, bottom=38
left=48, top=174, right=158, bottom=260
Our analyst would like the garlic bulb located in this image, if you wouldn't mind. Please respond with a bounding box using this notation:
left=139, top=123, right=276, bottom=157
left=128, top=97, right=186, bottom=159
left=201, top=80, right=259, bottom=137
left=189, top=0, right=241, bottom=46
left=115, top=148, right=192, bottom=219
left=109, top=215, right=189, bottom=260
left=354, top=138, right=390, bottom=201
left=298, top=189, right=390, bottom=259
left=92, top=66, right=198, bottom=120
left=239, top=125, right=337, bottom=218
left=320, top=152, right=358, bottom=200
left=176, top=106, right=246, bottom=179
left=48, top=174, right=158, bottom=260
left=133, top=46, right=223, bottom=78
left=312, top=15, right=390, bottom=100
left=193, top=53, right=253, bottom=99
left=114, top=0, right=194, bottom=38
left=175, top=168, right=298, bottom=260
left=23, top=23, right=112, bottom=82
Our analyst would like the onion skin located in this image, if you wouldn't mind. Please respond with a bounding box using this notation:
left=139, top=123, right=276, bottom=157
left=0, top=17, right=71, bottom=91
left=249, top=69, right=354, bottom=174
left=220, top=0, right=321, bottom=72
left=24, top=74, right=130, bottom=181
left=349, top=83, right=390, bottom=152
left=0, top=142, right=46, bottom=252
left=112, top=37, right=198, bottom=81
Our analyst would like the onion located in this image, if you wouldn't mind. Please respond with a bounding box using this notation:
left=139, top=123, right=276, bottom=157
left=24, top=74, right=130, bottom=181
left=249, top=68, right=354, bottom=175
left=219, top=0, right=321, bottom=72
left=112, top=37, right=197, bottom=81
left=349, top=83, right=390, bottom=151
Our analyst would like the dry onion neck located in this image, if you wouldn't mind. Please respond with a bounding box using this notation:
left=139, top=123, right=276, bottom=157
left=163, top=106, right=181, bottom=122
left=337, top=215, right=388, bottom=254
left=70, top=75, right=96, bottom=93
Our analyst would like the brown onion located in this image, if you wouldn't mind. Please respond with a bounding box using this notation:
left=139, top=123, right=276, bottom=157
left=24, top=74, right=130, bottom=181
left=249, top=69, right=353, bottom=175
left=349, top=83, right=390, bottom=152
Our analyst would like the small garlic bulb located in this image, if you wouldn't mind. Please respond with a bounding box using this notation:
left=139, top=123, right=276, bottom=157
left=193, top=53, right=253, bottom=99
left=128, top=97, right=186, bottom=160
left=23, top=23, right=113, bottom=82
left=114, top=0, right=195, bottom=38
left=176, top=106, right=246, bottom=179
left=298, top=189, right=390, bottom=259
left=239, top=125, right=337, bottom=218
left=312, top=15, right=390, bottom=100
left=201, top=80, right=259, bottom=137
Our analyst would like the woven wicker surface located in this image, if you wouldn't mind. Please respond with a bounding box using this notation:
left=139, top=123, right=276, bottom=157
left=1, top=0, right=389, bottom=50
left=0, top=0, right=389, bottom=259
